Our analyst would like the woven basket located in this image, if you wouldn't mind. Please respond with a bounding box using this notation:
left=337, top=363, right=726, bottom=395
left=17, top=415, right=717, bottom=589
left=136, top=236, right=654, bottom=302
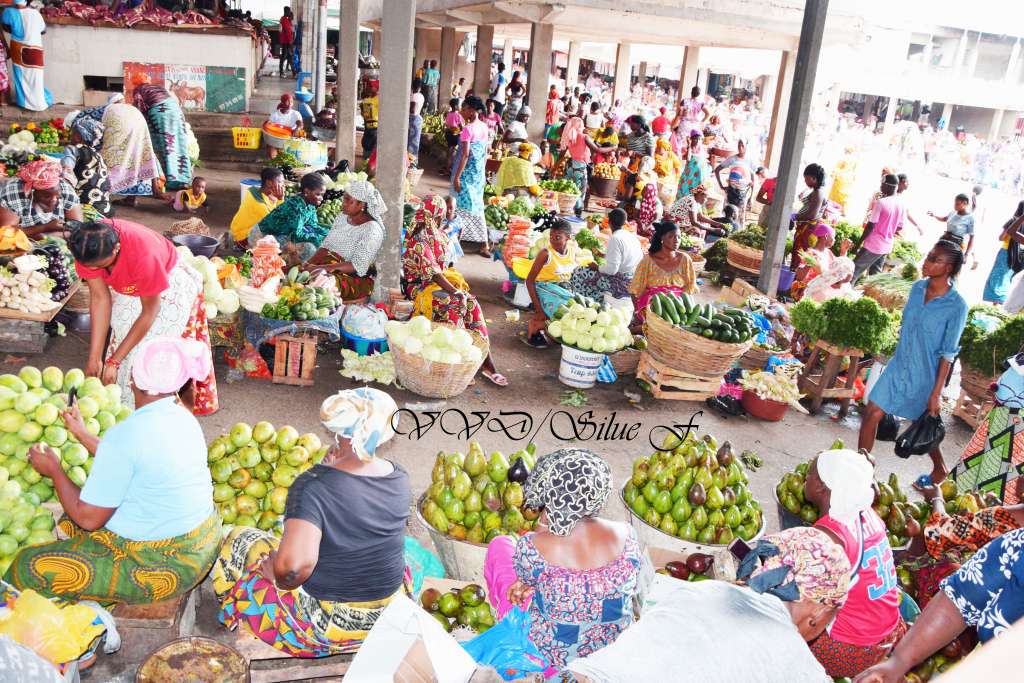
left=960, top=366, right=995, bottom=399
left=556, top=192, right=579, bottom=214
left=643, top=310, right=753, bottom=377
left=738, top=345, right=774, bottom=372
left=725, top=239, right=763, bottom=274
left=589, top=176, right=618, bottom=198
left=407, top=168, right=424, bottom=190
left=609, top=347, right=641, bottom=375
left=388, top=321, right=489, bottom=398
left=690, top=254, right=706, bottom=274
left=65, top=284, right=91, bottom=313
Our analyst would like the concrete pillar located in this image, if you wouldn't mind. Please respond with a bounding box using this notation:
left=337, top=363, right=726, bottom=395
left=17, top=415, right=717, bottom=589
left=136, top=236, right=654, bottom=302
left=954, top=30, right=969, bottom=76
left=941, top=102, right=953, bottom=129
left=371, top=29, right=381, bottom=59
left=334, top=0, right=361, bottom=163
left=760, top=74, right=776, bottom=116
left=313, top=0, right=328, bottom=111
left=764, top=50, right=795, bottom=171
left=526, top=22, right=553, bottom=139
left=882, top=95, right=898, bottom=132
left=612, top=42, right=632, bottom=106
left=298, top=0, right=315, bottom=75
left=374, top=0, right=415, bottom=302
left=863, top=94, right=877, bottom=123
left=676, top=46, right=700, bottom=105
left=503, top=38, right=514, bottom=69
left=414, top=28, right=431, bottom=78
left=439, top=27, right=457, bottom=111
left=474, top=25, right=495, bottom=95
left=965, top=34, right=980, bottom=79
left=758, top=0, right=829, bottom=296
left=989, top=109, right=1005, bottom=141
left=1006, top=39, right=1021, bottom=84
left=638, top=61, right=648, bottom=85
left=566, top=41, right=582, bottom=91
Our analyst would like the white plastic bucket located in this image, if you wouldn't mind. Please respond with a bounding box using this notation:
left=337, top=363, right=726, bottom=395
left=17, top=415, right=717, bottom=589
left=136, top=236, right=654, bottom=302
left=559, top=344, right=604, bottom=388
left=864, top=361, right=887, bottom=402
left=512, top=282, right=532, bottom=308
left=239, top=178, right=260, bottom=203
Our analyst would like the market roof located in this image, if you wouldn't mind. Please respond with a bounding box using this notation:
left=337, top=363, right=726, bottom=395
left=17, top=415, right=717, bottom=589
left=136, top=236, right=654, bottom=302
left=359, top=0, right=866, bottom=51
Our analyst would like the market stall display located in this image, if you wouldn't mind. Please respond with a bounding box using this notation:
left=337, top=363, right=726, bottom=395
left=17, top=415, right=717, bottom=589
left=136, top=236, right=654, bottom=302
left=590, top=162, right=620, bottom=198
left=385, top=317, right=487, bottom=399
left=859, top=266, right=918, bottom=311
left=643, top=296, right=755, bottom=379
left=738, top=369, right=803, bottom=421
left=725, top=225, right=766, bottom=274
left=418, top=579, right=496, bottom=634
left=955, top=306, right=1024, bottom=425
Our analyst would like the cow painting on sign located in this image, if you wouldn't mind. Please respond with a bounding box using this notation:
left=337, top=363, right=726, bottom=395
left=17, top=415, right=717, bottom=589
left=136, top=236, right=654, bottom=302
left=170, top=81, right=205, bottom=110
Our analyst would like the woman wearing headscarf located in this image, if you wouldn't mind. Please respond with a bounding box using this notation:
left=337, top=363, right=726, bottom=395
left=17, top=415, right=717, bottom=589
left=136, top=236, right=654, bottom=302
left=674, top=130, right=707, bottom=200
left=132, top=79, right=194, bottom=199
left=60, top=114, right=112, bottom=216
left=99, top=93, right=162, bottom=202
left=5, top=337, right=220, bottom=604
left=803, top=449, right=906, bottom=678
left=561, top=527, right=851, bottom=683
left=402, top=196, right=506, bottom=386
left=802, top=256, right=856, bottom=303
left=495, top=141, right=540, bottom=195
left=69, top=219, right=218, bottom=414
left=483, top=448, right=642, bottom=671
left=790, top=223, right=852, bottom=301
left=451, top=95, right=492, bottom=256
left=266, top=92, right=304, bottom=159
left=212, top=388, right=411, bottom=657
left=0, top=158, right=83, bottom=237
left=305, top=179, right=384, bottom=302
left=253, top=172, right=327, bottom=262
left=617, top=115, right=656, bottom=204
left=632, top=155, right=662, bottom=234
left=668, top=183, right=727, bottom=242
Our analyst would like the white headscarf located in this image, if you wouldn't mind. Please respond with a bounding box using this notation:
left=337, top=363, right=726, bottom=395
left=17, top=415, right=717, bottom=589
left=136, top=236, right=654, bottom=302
left=320, top=387, right=397, bottom=461
left=816, top=449, right=875, bottom=526
left=344, top=180, right=388, bottom=226
left=64, top=110, right=82, bottom=129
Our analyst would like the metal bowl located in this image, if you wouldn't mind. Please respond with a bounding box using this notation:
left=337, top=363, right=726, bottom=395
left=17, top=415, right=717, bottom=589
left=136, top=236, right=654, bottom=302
left=172, top=234, right=218, bottom=258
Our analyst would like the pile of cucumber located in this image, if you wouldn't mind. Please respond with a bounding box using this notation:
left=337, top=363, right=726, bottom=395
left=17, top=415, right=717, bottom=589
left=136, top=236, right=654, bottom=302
left=648, top=292, right=757, bottom=343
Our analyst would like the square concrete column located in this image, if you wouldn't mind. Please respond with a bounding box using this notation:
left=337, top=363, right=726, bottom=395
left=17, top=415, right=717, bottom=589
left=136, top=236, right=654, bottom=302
left=676, top=45, right=701, bottom=104
left=374, top=0, right=415, bottom=301
left=1005, top=39, right=1021, bottom=84
left=474, top=25, right=495, bottom=94
left=882, top=94, right=898, bottom=132
left=612, top=42, right=632, bottom=105
left=954, top=30, right=969, bottom=76
left=439, top=27, right=457, bottom=110
left=764, top=50, right=795, bottom=171
left=371, top=30, right=381, bottom=59
left=503, top=38, right=514, bottom=68
left=527, top=22, right=553, bottom=139
left=313, top=0, right=328, bottom=110
left=334, top=0, right=360, bottom=163
left=941, top=102, right=953, bottom=129
left=566, top=41, right=581, bottom=91
left=414, top=28, right=432, bottom=77
left=638, top=61, right=648, bottom=86
left=989, top=109, right=1005, bottom=141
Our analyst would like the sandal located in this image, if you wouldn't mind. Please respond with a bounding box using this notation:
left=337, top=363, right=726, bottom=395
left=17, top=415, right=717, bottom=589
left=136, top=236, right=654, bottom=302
left=522, top=332, right=549, bottom=349
left=481, top=370, right=508, bottom=387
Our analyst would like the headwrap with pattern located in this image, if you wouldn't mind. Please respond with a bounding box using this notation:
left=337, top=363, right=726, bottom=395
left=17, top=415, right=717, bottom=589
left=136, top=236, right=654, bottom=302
left=737, top=527, right=852, bottom=609
left=18, top=160, right=62, bottom=192
left=524, top=448, right=612, bottom=536
left=345, top=180, right=388, bottom=226
left=71, top=117, right=104, bottom=149
left=415, top=194, right=446, bottom=231
left=320, top=387, right=398, bottom=461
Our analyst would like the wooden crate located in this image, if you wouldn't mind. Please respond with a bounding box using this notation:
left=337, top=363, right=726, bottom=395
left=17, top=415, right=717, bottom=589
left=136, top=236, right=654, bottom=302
left=637, top=352, right=720, bottom=401
left=0, top=318, right=48, bottom=353
left=271, top=333, right=317, bottom=386
left=0, top=281, right=80, bottom=322
left=953, top=388, right=993, bottom=430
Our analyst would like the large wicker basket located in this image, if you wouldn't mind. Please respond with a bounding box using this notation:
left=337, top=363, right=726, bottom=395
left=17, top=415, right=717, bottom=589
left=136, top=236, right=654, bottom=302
left=690, top=254, right=706, bottom=274
left=725, top=239, right=763, bottom=274
left=609, top=347, right=641, bottom=375
left=959, top=366, right=995, bottom=399
left=406, top=168, right=424, bottom=190
left=65, top=283, right=91, bottom=313
left=643, top=309, right=753, bottom=377
left=388, top=321, right=489, bottom=398
left=556, top=192, right=579, bottom=214
left=738, top=345, right=774, bottom=372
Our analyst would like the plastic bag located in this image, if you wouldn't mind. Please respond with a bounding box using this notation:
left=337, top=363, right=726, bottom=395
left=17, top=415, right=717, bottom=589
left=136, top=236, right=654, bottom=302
left=342, top=304, right=387, bottom=339
left=894, top=413, right=945, bottom=459
left=877, top=413, right=900, bottom=442
left=0, top=589, right=105, bottom=664
left=461, top=606, right=548, bottom=681
left=403, top=536, right=445, bottom=594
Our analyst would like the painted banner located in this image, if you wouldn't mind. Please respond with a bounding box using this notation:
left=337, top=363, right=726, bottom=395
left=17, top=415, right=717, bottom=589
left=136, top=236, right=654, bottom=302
left=124, top=62, right=246, bottom=113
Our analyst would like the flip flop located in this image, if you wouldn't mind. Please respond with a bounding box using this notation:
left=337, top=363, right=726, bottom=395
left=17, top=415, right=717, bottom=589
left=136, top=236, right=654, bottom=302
left=522, top=333, right=549, bottom=349
left=481, top=370, right=508, bottom=387
left=913, top=474, right=933, bottom=491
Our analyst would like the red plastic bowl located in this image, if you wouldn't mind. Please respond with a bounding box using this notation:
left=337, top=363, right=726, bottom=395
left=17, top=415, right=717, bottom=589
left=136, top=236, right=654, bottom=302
left=741, top=390, right=788, bottom=421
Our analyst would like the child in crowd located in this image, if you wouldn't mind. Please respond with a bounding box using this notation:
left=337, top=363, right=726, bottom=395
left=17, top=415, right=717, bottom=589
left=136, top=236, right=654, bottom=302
left=172, top=176, right=208, bottom=213
left=443, top=98, right=465, bottom=175
left=713, top=204, right=741, bottom=236
left=928, top=192, right=976, bottom=267
left=538, top=141, right=554, bottom=178
left=443, top=195, right=465, bottom=267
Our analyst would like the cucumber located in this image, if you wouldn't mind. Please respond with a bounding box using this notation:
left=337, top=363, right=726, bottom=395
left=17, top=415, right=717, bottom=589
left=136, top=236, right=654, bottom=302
left=671, top=294, right=688, bottom=321
left=702, top=329, right=715, bottom=339
left=681, top=293, right=695, bottom=314
left=663, top=296, right=680, bottom=324
left=694, top=316, right=711, bottom=327
left=650, top=296, right=663, bottom=319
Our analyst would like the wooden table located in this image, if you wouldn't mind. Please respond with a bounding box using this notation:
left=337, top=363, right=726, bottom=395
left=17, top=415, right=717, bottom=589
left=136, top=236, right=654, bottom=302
left=798, top=339, right=864, bottom=418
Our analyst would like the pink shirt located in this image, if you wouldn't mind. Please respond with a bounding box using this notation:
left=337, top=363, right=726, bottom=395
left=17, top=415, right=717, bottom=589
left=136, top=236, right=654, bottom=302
left=815, top=510, right=900, bottom=646
left=444, top=111, right=464, bottom=131
left=862, top=194, right=906, bottom=255
left=459, top=119, right=488, bottom=143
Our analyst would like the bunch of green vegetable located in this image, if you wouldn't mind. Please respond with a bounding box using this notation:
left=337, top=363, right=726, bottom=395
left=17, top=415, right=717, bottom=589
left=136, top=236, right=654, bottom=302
left=423, top=114, right=445, bottom=143
left=959, top=305, right=1024, bottom=377
left=540, top=178, right=580, bottom=194
left=267, top=150, right=301, bottom=169
left=484, top=204, right=508, bottom=230
left=530, top=202, right=549, bottom=219
left=574, top=228, right=601, bottom=253
left=507, top=197, right=534, bottom=218
left=483, top=184, right=499, bottom=201
left=891, top=239, right=923, bottom=264
left=702, top=239, right=728, bottom=272
left=224, top=253, right=253, bottom=278
left=729, top=225, right=767, bottom=250
left=790, top=297, right=898, bottom=355
left=832, top=221, right=863, bottom=254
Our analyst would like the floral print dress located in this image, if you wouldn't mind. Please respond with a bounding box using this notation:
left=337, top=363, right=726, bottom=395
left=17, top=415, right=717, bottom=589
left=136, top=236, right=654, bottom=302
left=940, top=527, right=1024, bottom=641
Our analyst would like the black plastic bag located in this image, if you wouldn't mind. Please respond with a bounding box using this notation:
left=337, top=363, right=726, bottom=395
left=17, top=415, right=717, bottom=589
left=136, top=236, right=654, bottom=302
left=894, top=413, right=945, bottom=458
left=876, top=413, right=900, bottom=442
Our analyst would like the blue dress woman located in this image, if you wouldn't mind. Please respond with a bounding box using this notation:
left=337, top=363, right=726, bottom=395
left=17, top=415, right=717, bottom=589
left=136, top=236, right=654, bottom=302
left=858, top=240, right=969, bottom=486
left=450, top=95, right=491, bottom=257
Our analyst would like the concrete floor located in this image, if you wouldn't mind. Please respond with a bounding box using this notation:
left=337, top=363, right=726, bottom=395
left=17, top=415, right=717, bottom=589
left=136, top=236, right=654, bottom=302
left=18, top=159, right=974, bottom=680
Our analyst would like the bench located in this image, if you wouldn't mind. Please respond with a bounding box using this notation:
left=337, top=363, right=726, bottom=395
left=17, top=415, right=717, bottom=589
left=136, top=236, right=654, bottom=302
left=228, top=630, right=353, bottom=683
left=111, top=586, right=200, bottom=653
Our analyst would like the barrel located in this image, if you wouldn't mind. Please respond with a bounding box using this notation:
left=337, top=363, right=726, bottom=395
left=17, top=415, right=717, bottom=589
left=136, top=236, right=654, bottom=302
left=558, top=344, right=604, bottom=388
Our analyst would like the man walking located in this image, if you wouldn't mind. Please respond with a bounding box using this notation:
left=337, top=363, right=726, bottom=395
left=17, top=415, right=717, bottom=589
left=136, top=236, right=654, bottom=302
left=423, top=60, right=440, bottom=114
left=278, top=7, right=295, bottom=78
left=490, top=62, right=507, bottom=116
left=853, top=174, right=906, bottom=281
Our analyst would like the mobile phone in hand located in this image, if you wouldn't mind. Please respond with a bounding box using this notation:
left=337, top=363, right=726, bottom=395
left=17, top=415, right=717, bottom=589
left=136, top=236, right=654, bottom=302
left=728, top=537, right=753, bottom=563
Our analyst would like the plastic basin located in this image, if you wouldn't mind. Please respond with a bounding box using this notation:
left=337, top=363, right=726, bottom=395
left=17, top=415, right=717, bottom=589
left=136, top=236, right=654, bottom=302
left=172, top=234, right=218, bottom=258
left=741, top=390, right=788, bottom=421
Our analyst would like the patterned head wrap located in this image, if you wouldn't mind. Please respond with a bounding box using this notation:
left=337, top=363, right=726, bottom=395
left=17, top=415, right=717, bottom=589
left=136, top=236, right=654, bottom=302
left=738, top=527, right=852, bottom=609
left=320, top=387, right=397, bottom=462
left=415, top=194, right=446, bottom=231
left=131, top=337, right=212, bottom=396
left=345, top=180, right=388, bottom=226
left=65, top=110, right=82, bottom=129
left=18, top=160, right=62, bottom=192
left=815, top=449, right=875, bottom=526
left=72, top=117, right=104, bottom=148
left=524, top=448, right=612, bottom=536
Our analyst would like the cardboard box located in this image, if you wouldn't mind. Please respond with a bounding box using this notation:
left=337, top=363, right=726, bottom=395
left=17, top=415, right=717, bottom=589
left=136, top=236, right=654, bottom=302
left=636, top=545, right=738, bottom=613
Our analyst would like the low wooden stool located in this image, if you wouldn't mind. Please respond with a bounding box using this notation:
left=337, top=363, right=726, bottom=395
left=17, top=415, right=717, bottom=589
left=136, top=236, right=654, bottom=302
left=798, top=340, right=864, bottom=417
left=271, top=333, right=317, bottom=387
left=953, top=388, right=994, bottom=430
left=228, top=630, right=353, bottom=682
left=111, top=586, right=199, bottom=655
left=637, top=352, right=721, bottom=401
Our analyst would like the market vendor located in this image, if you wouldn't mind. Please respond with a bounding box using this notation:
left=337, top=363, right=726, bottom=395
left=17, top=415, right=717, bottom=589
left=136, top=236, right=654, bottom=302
left=790, top=223, right=852, bottom=301
left=212, top=388, right=411, bottom=657
left=562, top=527, right=851, bottom=683
left=494, top=142, right=540, bottom=195
left=230, top=167, right=285, bottom=247
left=503, top=105, right=531, bottom=143
left=252, top=172, right=327, bottom=262
left=592, top=113, right=620, bottom=164
left=559, top=116, right=604, bottom=216
left=60, top=114, right=112, bottom=216
left=304, top=180, right=385, bottom=303
left=617, top=115, right=656, bottom=204
left=524, top=216, right=583, bottom=348
left=0, top=159, right=83, bottom=238
left=403, top=196, right=506, bottom=386
left=266, top=93, right=304, bottom=159
left=653, top=137, right=682, bottom=189
left=484, top=448, right=641, bottom=672
left=629, top=220, right=698, bottom=320
left=5, top=337, right=221, bottom=604
left=674, top=130, right=707, bottom=200
left=789, top=163, right=828, bottom=271
left=133, top=79, right=194, bottom=200
left=667, top=183, right=728, bottom=241
left=567, top=207, right=642, bottom=303
left=802, top=256, right=856, bottom=303
left=69, top=219, right=219, bottom=414
left=854, top=528, right=1024, bottom=683
left=100, top=94, right=163, bottom=204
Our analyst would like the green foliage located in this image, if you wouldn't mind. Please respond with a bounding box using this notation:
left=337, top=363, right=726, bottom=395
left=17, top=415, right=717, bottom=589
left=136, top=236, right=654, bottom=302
left=540, top=178, right=580, bottom=194
left=790, top=297, right=898, bottom=355
left=832, top=221, right=863, bottom=254
left=702, top=239, right=728, bottom=272
left=891, top=239, right=923, bottom=264
left=729, top=225, right=766, bottom=250
left=959, top=305, right=1024, bottom=377
left=574, top=228, right=601, bottom=252
left=506, top=197, right=533, bottom=218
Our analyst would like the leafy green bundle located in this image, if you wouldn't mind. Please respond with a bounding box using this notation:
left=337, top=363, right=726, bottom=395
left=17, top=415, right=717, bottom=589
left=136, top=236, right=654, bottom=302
left=791, top=297, right=898, bottom=355
left=959, top=305, right=1024, bottom=377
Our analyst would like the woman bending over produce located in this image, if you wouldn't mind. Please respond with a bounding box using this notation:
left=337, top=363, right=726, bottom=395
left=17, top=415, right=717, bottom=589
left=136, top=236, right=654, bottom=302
left=0, top=159, right=83, bottom=237
left=402, top=196, right=507, bottom=386
left=213, top=388, right=411, bottom=657
left=70, top=219, right=218, bottom=414
left=6, top=338, right=221, bottom=604
left=304, top=180, right=385, bottom=303
left=858, top=240, right=968, bottom=486
left=628, top=220, right=698, bottom=320
left=562, top=527, right=851, bottom=683
left=484, top=448, right=641, bottom=672
left=251, top=173, right=328, bottom=262
left=524, top=217, right=583, bottom=348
